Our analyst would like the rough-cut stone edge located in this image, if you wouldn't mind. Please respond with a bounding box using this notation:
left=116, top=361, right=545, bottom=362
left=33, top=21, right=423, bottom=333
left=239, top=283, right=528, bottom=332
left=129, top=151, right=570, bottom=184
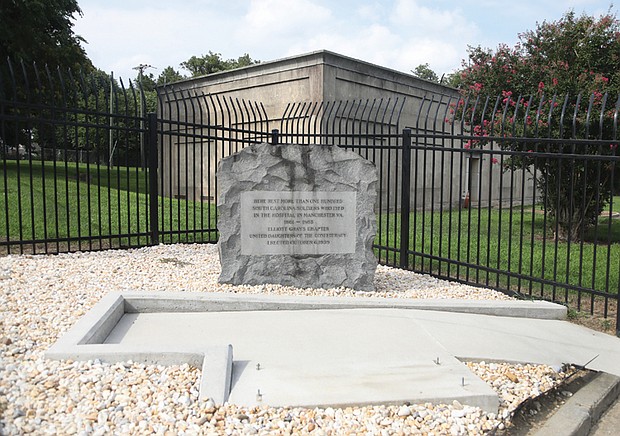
left=216, top=143, right=378, bottom=291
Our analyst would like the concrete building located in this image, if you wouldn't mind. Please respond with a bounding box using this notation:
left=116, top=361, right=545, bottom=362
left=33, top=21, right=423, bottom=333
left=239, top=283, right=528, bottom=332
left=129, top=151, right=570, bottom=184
left=157, top=50, right=534, bottom=210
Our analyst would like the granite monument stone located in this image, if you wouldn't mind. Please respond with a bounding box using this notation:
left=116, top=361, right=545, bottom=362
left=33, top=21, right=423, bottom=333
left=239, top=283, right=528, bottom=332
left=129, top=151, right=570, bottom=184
left=217, top=142, right=378, bottom=290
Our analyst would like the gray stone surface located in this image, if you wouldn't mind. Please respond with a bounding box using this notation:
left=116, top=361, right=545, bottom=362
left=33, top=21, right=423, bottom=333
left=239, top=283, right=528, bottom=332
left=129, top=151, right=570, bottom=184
left=217, top=142, right=378, bottom=290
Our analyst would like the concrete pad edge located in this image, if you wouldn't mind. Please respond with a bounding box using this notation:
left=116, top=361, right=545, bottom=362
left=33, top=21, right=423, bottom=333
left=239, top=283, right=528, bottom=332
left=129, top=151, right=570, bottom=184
left=45, top=292, right=124, bottom=359
left=533, top=372, right=620, bottom=436
left=200, top=344, right=234, bottom=405
left=122, top=292, right=567, bottom=320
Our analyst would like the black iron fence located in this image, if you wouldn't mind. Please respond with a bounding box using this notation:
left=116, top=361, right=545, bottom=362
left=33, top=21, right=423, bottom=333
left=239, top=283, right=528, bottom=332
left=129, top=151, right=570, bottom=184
left=155, top=87, right=271, bottom=244
left=1, top=61, right=619, bottom=333
left=0, top=60, right=150, bottom=253
left=405, top=93, right=620, bottom=334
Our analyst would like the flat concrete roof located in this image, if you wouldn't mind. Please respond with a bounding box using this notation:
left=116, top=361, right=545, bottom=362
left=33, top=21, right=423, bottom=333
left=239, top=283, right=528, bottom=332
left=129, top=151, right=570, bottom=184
left=162, top=49, right=457, bottom=95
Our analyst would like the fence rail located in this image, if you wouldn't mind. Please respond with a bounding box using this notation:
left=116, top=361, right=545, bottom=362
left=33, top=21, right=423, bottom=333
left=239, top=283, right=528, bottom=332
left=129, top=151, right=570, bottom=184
left=2, top=61, right=619, bottom=334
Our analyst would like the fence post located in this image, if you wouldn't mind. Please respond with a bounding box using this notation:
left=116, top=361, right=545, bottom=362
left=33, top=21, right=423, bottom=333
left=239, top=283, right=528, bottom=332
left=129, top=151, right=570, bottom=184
left=147, top=112, right=159, bottom=245
left=270, top=129, right=279, bottom=145
left=399, top=128, right=412, bottom=269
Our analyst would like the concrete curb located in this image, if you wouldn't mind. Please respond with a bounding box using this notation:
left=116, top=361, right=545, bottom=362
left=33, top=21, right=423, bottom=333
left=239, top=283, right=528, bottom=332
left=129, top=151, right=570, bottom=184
left=200, top=344, right=234, bottom=405
left=533, top=372, right=620, bottom=436
left=122, top=291, right=568, bottom=320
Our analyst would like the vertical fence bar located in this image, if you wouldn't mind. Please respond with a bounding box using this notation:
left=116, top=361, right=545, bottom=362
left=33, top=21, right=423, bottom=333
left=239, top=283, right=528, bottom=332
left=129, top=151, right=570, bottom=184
left=270, top=129, right=279, bottom=145
left=399, top=128, right=412, bottom=269
left=147, top=112, right=159, bottom=245
left=0, top=62, right=11, bottom=254
left=182, top=94, right=191, bottom=243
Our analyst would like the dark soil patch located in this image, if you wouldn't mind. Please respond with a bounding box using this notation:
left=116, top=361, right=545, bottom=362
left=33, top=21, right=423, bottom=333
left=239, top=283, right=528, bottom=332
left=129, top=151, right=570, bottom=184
left=499, top=369, right=596, bottom=435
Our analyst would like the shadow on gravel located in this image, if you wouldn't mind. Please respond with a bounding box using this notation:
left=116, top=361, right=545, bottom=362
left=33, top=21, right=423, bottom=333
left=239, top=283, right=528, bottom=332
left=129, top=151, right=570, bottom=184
left=499, top=369, right=596, bottom=435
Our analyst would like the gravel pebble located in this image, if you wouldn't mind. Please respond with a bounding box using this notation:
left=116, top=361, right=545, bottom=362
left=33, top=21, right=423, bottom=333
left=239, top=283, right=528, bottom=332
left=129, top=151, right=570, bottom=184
left=0, top=243, right=569, bottom=435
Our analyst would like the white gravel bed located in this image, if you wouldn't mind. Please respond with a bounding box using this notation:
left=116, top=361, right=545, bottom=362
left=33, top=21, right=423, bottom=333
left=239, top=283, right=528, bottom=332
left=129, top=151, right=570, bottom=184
left=0, top=243, right=570, bottom=435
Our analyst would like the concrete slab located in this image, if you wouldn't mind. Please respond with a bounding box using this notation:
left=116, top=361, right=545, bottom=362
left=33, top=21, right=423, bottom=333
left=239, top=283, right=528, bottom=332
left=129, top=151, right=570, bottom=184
left=409, top=310, right=620, bottom=377
left=104, top=308, right=499, bottom=411
left=50, top=291, right=620, bottom=413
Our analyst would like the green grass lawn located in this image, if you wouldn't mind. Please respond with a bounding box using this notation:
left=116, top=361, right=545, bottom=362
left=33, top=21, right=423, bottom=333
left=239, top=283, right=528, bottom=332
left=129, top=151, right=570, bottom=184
left=605, top=196, right=620, bottom=213
left=375, top=204, right=620, bottom=302
left=0, top=159, right=217, bottom=251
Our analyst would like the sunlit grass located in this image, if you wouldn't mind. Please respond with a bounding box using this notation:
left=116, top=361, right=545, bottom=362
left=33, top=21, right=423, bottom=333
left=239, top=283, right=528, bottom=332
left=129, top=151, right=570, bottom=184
left=374, top=205, right=620, bottom=299
left=0, top=159, right=217, bottom=251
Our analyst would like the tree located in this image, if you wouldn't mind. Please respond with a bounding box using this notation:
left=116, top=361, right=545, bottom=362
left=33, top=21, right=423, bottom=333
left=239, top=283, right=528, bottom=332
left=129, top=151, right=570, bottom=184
left=0, top=0, right=92, bottom=71
left=0, top=0, right=93, bottom=150
left=180, top=51, right=259, bottom=77
left=458, top=12, right=620, bottom=98
left=411, top=63, right=439, bottom=83
left=234, top=54, right=256, bottom=69
left=453, top=11, right=620, bottom=241
left=157, top=66, right=185, bottom=86
left=137, top=72, right=157, bottom=93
